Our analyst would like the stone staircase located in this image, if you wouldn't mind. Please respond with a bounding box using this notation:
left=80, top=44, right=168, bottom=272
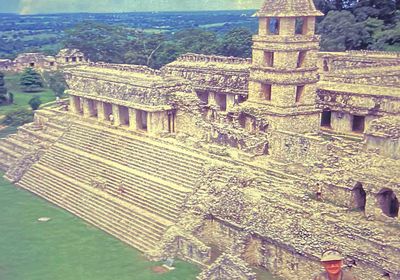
left=0, top=118, right=67, bottom=171
left=18, top=164, right=167, bottom=252
left=15, top=117, right=209, bottom=253
left=60, top=122, right=205, bottom=189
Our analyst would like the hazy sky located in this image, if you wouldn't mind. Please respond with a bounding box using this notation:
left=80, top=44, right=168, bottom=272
left=0, top=0, right=265, bottom=14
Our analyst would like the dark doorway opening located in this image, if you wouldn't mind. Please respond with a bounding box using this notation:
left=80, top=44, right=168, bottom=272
left=378, top=188, right=399, bottom=218
left=352, top=115, right=365, bottom=133
left=321, top=110, right=332, bottom=128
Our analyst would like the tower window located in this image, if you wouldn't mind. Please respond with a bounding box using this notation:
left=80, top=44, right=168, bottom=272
left=295, top=17, right=306, bottom=35
left=297, top=51, right=306, bottom=68
left=321, top=110, right=331, bottom=127
left=264, top=51, right=274, bottom=67
left=268, top=18, right=280, bottom=35
left=352, top=115, right=365, bottom=133
left=295, top=85, right=304, bottom=103
left=262, top=84, right=271, bottom=100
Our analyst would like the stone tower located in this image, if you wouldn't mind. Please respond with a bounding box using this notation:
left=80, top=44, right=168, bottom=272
left=248, top=0, right=323, bottom=133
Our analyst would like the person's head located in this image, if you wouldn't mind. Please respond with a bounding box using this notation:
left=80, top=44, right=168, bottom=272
left=320, top=250, right=343, bottom=276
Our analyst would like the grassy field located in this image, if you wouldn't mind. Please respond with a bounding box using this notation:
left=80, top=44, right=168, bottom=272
left=0, top=71, right=56, bottom=116
left=0, top=172, right=200, bottom=280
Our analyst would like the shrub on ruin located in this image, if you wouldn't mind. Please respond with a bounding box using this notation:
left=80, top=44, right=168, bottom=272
left=20, top=68, right=44, bottom=93
left=0, top=72, right=8, bottom=105
left=28, top=96, right=42, bottom=110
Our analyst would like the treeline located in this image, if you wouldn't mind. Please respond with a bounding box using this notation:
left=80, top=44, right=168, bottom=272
left=315, top=0, right=400, bottom=51
left=63, top=22, right=253, bottom=69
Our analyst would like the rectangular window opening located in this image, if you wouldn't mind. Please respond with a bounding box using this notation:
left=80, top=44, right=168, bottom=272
left=264, top=51, right=274, bottom=67
left=297, top=51, right=306, bottom=68
left=321, top=110, right=332, bottom=127
left=262, top=84, right=272, bottom=101
left=352, top=115, right=365, bottom=133
left=295, top=85, right=304, bottom=103
left=295, top=17, right=306, bottom=35
left=268, top=18, right=280, bottom=35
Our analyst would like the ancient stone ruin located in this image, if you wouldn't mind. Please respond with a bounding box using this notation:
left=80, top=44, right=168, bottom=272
left=0, top=0, right=399, bottom=279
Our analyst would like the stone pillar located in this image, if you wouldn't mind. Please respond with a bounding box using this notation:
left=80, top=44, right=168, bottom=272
left=332, top=112, right=352, bottom=133
left=97, top=101, right=106, bottom=122
left=226, top=94, right=236, bottom=110
left=258, top=18, right=267, bottom=36
left=112, top=104, right=121, bottom=126
left=70, top=96, right=79, bottom=114
left=128, top=108, right=137, bottom=130
left=82, top=98, right=92, bottom=118
left=365, top=194, right=380, bottom=219
left=148, top=111, right=167, bottom=135
left=279, top=18, right=295, bottom=35
left=208, top=92, right=217, bottom=106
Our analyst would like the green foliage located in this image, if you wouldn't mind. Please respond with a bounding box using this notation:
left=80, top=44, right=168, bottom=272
left=43, top=71, right=68, bottom=97
left=0, top=72, right=8, bottom=105
left=19, top=68, right=44, bottom=92
left=8, top=92, right=14, bottom=104
left=218, top=28, right=252, bottom=58
left=28, top=96, right=42, bottom=110
left=318, top=10, right=369, bottom=50
left=1, top=108, right=33, bottom=126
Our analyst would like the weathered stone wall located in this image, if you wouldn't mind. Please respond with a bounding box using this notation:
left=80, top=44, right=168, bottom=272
left=318, top=51, right=400, bottom=72
left=162, top=53, right=250, bottom=96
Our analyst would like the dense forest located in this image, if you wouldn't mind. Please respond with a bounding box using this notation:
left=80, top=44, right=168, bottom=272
left=0, top=0, right=399, bottom=67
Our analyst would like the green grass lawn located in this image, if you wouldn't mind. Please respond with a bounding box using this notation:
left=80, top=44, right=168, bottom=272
left=0, top=72, right=56, bottom=116
left=0, top=172, right=201, bottom=280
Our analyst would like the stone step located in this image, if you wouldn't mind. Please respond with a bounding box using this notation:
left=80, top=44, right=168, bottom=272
left=39, top=153, right=183, bottom=222
left=71, top=123, right=205, bottom=168
left=38, top=163, right=169, bottom=231
left=53, top=143, right=190, bottom=196
left=19, top=126, right=57, bottom=142
left=18, top=166, right=168, bottom=250
left=18, top=175, right=154, bottom=252
left=60, top=134, right=199, bottom=189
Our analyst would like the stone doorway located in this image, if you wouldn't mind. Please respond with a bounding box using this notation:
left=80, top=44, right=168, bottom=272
left=321, top=109, right=332, bottom=128
left=118, top=106, right=129, bottom=126
left=136, top=110, right=148, bottom=131
left=351, top=183, right=366, bottom=211
left=103, top=103, right=113, bottom=121
left=87, top=99, right=98, bottom=117
left=377, top=188, right=399, bottom=218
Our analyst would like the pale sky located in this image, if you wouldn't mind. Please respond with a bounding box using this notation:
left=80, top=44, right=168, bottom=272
left=0, top=0, right=265, bottom=14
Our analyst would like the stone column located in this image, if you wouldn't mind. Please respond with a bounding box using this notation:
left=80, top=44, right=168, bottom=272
left=148, top=111, right=167, bottom=135
left=226, top=94, right=236, bottom=110
left=97, top=101, right=106, bottom=122
left=208, top=92, right=217, bottom=106
left=112, top=104, right=121, bottom=126
left=365, top=193, right=380, bottom=219
left=70, top=96, right=79, bottom=114
left=128, top=108, right=137, bottom=130
left=82, top=98, right=92, bottom=118
left=332, top=112, right=352, bottom=133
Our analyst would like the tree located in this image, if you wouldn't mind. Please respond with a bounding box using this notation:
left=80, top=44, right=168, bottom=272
left=0, top=72, right=8, bottom=105
left=64, top=22, right=128, bottom=63
left=43, top=71, right=68, bottom=97
left=20, top=68, right=43, bottom=92
left=317, top=10, right=368, bottom=51
left=218, top=28, right=253, bottom=58
left=28, top=96, right=42, bottom=110
left=172, top=28, right=219, bottom=55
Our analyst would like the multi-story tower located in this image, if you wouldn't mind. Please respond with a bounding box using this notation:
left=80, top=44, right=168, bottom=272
left=248, top=0, right=323, bottom=133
